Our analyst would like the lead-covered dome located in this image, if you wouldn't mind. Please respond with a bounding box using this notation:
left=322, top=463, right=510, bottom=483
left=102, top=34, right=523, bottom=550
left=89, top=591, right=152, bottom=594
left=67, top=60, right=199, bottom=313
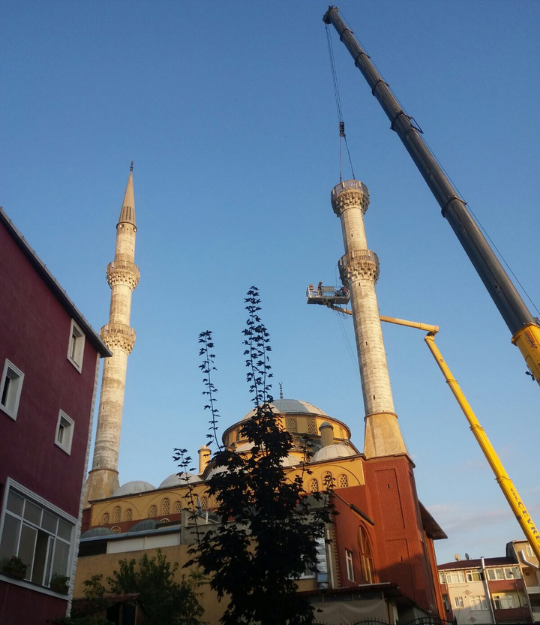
left=311, top=444, right=355, bottom=462
left=242, top=399, right=328, bottom=421
left=113, top=481, right=155, bottom=497
left=159, top=472, right=201, bottom=489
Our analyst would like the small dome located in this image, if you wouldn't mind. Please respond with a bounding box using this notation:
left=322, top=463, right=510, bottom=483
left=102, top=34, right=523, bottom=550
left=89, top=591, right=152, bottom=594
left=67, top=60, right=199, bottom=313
left=113, top=481, right=155, bottom=497
left=311, top=444, right=355, bottom=462
left=159, top=472, right=201, bottom=489
left=81, top=527, right=115, bottom=539
left=206, top=465, right=228, bottom=480
left=242, top=399, right=328, bottom=421
left=128, top=519, right=160, bottom=533
left=281, top=455, right=301, bottom=467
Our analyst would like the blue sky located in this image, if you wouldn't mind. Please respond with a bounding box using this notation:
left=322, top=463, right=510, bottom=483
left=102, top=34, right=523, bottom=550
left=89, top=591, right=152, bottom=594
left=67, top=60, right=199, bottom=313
left=2, top=1, right=539, bottom=565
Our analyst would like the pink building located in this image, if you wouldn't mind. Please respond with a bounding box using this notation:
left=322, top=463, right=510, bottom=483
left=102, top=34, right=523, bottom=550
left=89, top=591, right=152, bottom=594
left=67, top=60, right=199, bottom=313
left=0, top=208, right=110, bottom=624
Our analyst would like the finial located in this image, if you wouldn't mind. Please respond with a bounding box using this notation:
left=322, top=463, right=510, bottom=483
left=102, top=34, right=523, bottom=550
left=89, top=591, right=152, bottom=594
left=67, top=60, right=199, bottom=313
left=279, top=382, right=283, bottom=400
left=130, top=161, right=134, bottom=172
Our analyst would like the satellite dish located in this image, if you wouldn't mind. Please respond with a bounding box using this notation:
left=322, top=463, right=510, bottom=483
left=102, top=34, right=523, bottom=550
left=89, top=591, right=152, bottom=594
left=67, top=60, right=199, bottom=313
left=465, top=553, right=471, bottom=560
left=454, top=554, right=461, bottom=561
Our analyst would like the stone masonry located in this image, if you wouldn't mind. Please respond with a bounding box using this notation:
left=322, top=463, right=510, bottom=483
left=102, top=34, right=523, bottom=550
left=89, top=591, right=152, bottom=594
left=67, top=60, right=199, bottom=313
left=331, top=180, right=408, bottom=458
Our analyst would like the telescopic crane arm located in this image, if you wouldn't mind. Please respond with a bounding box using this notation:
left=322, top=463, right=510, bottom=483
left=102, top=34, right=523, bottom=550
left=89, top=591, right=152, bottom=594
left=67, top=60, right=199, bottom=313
left=323, top=6, right=540, bottom=386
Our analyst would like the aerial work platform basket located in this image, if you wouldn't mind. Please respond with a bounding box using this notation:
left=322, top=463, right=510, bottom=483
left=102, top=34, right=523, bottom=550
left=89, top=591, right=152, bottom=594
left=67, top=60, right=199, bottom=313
left=306, top=283, right=350, bottom=305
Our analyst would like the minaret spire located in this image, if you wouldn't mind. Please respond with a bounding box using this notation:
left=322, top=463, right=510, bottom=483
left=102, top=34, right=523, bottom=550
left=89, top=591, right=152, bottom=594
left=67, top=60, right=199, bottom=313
left=331, top=179, right=407, bottom=458
left=86, top=165, right=140, bottom=502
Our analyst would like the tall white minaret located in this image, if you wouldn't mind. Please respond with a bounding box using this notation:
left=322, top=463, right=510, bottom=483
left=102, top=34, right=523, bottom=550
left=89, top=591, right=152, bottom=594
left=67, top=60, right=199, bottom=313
left=86, top=164, right=139, bottom=502
left=331, top=179, right=407, bottom=458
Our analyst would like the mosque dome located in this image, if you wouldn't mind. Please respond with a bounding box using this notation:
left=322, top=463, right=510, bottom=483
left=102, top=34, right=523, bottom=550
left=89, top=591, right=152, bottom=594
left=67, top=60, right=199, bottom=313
left=81, top=527, right=115, bottom=539
left=281, top=455, right=301, bottom=467
left=311, top=444, right=355, bottom=462
left=113, top=481, right=155, bottom=497
left=159, top=472, right=201, bottom=489
left=128, top=519, right=160, bottom=533
left=241, top=399, right=328, bottom=420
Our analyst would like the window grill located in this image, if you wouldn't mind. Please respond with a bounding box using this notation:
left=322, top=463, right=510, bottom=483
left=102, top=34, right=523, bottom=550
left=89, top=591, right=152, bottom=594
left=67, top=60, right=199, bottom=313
left=149, top=505, right=157, bottom=518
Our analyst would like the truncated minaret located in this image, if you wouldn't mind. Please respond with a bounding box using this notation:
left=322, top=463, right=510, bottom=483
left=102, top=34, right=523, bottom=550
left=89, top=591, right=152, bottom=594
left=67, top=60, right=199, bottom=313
left=86, top=165, right=139, bottom=502
left=331, top=180, right=407, bottom=458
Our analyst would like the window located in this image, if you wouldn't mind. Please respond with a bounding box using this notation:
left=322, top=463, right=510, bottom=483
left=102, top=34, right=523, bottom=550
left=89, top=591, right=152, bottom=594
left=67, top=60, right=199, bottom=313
left=446, top=571, right=465, bottom=583
left=309, top=479, right=318, bottom=493
left=162, top=499, right=170, bottom=515
left=0, top=360, right=24, bottom=420
left=358, top=526, right=374, bottom=583
left=55, top=411, right=74, bottom=454
left=149, top=505, right=157, bottom=518
left=338, top=474, right=348, bottom=488
left=526, top=544, right=534, bottom=558
left=0, top=481, right=75, bottom=590
left=442, top=595, right=451, bottom=612
left=307, top=418, right=317, bottom=434
left=466, top=570, right=482, bottom=582
left=286, top=417, right=297, bottom=433
left=345, top=549, right=354, bottom=581
left=125, top=509, right=132, bottom=521
left=200, top=496, right=208, bottom=511
left=493, top=594, right=515, bottom=609
left=174, top=501, right=182, bottom=514
left=454, top=596, right=464, bottom=608
left=439, top=572, right=446, bottom=584
left=113, top=507, right=121, bottom=523
left=67, top=320, right=85, bottom=372
left=505, top=567, right=521, bottom=580
left=487, top=567, right=504, bottom=581
left=323, top=472, right=334, bottom=489
left=470, top=596, right=488, bottom=611
left=102, top=513, right=109, bottom=524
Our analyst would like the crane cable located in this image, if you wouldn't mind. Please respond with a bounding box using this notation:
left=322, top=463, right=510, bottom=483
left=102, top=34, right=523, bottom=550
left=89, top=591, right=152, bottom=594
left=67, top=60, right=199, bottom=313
left=326, top=24, right=356, bottom=182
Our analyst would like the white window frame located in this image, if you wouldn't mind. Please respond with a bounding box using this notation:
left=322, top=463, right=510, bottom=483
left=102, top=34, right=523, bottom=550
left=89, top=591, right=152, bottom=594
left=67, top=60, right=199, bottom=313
left=0, top=359, right=24, bottom=421
left=0, top=478, right=77, bottom=597
left=487, top=567, right=504, bottom=581
left=345, top=549, right=354, bottom=582
left=505, top=566, right=521, bottom=580
left=493, top=594, right=515, bottom=610
left=526, top=544, right=534, bottom=558
left=470, top=596, right=488, bottom=611
left=454, top=596, right=464, bottom=608
left=466, top=570, right=482, bottom=582
left=67, top=319, right=85, bottom=373
left=55, top=410, right=75, bottom=455
left=446, top=571, right=465, bottom=583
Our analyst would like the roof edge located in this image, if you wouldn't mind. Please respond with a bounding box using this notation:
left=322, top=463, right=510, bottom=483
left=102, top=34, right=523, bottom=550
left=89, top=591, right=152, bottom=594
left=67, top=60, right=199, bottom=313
left=0, top=207, right=111, bottom=357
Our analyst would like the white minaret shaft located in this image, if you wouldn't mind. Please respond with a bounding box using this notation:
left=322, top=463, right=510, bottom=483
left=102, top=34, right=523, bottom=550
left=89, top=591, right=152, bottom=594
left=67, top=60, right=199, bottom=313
left=332, top=180, right=407, bottom=458
left=86, top=166, right=140, bottom=502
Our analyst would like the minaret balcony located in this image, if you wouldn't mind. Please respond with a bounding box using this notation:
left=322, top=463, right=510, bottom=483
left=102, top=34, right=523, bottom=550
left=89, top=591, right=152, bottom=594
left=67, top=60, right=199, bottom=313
left=100, top=322, right=136, bottom=353
left=106, top=260, right=140, bottom=290
left=339, top=249, right=380, bottom=284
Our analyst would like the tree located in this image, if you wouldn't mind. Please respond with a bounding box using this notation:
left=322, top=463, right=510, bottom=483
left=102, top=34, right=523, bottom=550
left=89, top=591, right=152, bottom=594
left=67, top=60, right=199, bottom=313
left=107, top=550, right=204, bottom=625
left=185, top=287, right=332, bottom=625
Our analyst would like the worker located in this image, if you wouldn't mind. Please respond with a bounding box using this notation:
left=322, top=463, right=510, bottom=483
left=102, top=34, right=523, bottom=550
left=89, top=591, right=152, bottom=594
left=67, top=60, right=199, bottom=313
left=318, top=281, right=323, bottom=296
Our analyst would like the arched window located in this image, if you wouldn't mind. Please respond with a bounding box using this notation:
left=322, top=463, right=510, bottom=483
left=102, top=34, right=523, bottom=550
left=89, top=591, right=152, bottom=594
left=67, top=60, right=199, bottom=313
left=125, top=509, right=133, bottom=521
left=174, top=500, right=182, bottom=514
left=338, top=474, right=348, bottom=488
left=200, top=496, right=208, bottom=510
left=286, top=417, right=297, bottom=433
left=102, top=513, right=110, bottom=524
left=162, top=498, right=170, bottom=516
left=358, top=525, right=374, bottom=583
left=310, top=478, right=319, bottom=493
left=111, top=526, right=121, bottom=534
left=113, top=506, right=121, bottom=523
left=323, top=471, right=334, bottom=489
left=307, top=418, right=317, bottom=434
left=149, top=505, right=157, bottom=518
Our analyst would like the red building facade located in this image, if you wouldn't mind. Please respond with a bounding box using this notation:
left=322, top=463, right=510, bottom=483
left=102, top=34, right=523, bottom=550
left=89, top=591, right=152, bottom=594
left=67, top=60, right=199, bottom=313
left=0, top=208, right=109, bottom=624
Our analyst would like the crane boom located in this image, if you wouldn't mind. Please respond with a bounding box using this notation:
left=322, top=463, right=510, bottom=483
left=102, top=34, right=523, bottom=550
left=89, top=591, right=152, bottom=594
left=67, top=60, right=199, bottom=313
left=323, top=6, right=540, bottom=385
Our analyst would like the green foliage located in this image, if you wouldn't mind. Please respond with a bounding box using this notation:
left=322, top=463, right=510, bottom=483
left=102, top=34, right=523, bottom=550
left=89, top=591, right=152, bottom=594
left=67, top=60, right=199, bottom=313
left=187, top=287, right=333, bottom=625
left=107, top=549, right=204, bottom=625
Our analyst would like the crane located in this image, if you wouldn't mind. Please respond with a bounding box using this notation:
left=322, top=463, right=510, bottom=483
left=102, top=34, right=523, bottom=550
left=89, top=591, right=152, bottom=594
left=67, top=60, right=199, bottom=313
left=322, top=6, right=540, bottom=386
left=307, top=288, right=540, bottom=562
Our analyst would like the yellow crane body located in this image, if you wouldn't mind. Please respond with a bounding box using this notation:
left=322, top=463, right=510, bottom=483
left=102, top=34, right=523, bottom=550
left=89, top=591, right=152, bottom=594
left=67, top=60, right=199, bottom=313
left=322, top=302, right=540, bottom=560
left=512, top=323, right=540, bottom=383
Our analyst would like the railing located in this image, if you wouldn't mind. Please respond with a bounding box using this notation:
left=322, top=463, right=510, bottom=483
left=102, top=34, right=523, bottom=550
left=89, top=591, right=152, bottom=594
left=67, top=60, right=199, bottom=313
left=107, top=260, right=140, bottom=278
left=331, top=178, right=368, bottom=198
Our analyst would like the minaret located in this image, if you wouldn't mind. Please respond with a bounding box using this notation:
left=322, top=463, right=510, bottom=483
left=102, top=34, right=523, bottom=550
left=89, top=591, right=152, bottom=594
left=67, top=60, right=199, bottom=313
left=86, top=164, right=140, bottom=502
left=331, top=179, right=407, bottom=458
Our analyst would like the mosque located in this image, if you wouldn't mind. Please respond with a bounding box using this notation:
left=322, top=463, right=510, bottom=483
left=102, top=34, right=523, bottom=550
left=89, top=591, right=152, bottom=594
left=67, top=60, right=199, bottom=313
left=76, top=169, right=447, bottom=624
